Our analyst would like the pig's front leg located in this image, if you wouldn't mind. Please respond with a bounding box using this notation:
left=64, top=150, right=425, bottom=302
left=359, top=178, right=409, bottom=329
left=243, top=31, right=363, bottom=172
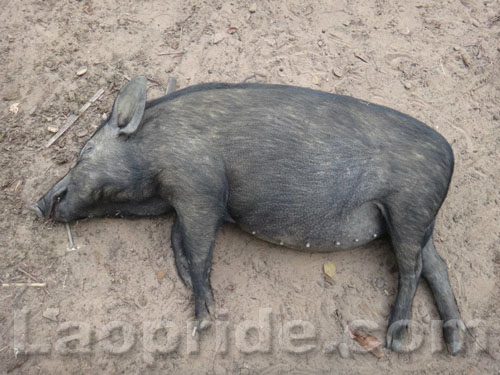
left=175, top=209, right=222, bottom=331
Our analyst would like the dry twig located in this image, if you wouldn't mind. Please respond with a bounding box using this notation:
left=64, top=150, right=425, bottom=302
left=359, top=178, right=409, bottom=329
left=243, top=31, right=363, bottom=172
left=66, top=223, right=78, bottom=251
left=2, top=283, right=47, bottom=288
left=46, top=88, right=105, bottom=147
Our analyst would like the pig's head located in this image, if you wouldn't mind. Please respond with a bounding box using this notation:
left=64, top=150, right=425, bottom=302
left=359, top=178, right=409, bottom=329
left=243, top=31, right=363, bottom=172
left=32, top=76, right=170, bottom=222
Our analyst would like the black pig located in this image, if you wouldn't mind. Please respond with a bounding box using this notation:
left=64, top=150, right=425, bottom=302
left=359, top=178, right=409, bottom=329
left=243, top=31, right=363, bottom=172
left=33, top=77, right=464, bottom=354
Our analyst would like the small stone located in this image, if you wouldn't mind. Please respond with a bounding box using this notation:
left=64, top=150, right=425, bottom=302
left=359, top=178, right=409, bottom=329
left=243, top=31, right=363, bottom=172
left=422, top=314, right=431, bottom=324
left=312, top=75, right=320, bottom=85
left=214, top=364, right=227, bottom=375
left=323, top=341, right=336, bottom=354
left=29, top=105, right=38, bottom=116
left=212, top=32, right=226, bottom=44
left=338, top=342, right=349, bottom=358
left=403, top=81, right=412, bottom=90
left=54, top=245, right=67, bottom=257
left=454, top=46, right=471, bottom=67
left=248, top=3, right=257, bottom=13
left=69, top=102, right=79, bottom=114
left=332, top=67, right=343, bottom=78
left=76, top=129, right=88, bottom=138
left=102, top=113, right=108, bottom=121
left=9, top=103, right=20, bottom=114
left=400, top=26, right=410, bottom=35
left=252, top=258, right=265, bottom=273
left=291, top=282, right=302, bottom=293
left=136, top=294, right=148, bottom=307
left=461, top=52, right=471, bottom=67
left=76, top=66, right=88, bottom=76
left=417, top=303, right=426, bottom=315
left=42, top=308, right=59, bottom=322
left=47, top=125, right=59, bottom=133
left=317, top=40, right=324, bottom=47
left=471, top=18, right=479, bottom=27
left=479, top=40, right=488, bottom=53
left=156, top=269, right=166, bottom=281
left=375, top=277, right=385, bottom=289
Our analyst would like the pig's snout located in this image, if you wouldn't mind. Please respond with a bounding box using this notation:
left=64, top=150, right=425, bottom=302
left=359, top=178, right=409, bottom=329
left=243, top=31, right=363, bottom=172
left=30, top=203, right=45, bottom=219
left=32, top=182, right=69, bottom=220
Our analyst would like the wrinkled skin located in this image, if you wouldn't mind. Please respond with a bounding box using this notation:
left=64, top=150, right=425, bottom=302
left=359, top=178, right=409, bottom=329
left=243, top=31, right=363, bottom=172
left=33, top=77, right=464, bottom=354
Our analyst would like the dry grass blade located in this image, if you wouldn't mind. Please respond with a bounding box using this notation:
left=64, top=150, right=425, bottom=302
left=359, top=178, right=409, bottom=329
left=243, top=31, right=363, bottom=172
left=2, top=282, right=47, bottom=288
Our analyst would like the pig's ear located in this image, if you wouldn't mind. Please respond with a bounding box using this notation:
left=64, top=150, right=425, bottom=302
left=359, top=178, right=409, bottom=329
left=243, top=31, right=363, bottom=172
left=110, top=76, right=147, bottom=136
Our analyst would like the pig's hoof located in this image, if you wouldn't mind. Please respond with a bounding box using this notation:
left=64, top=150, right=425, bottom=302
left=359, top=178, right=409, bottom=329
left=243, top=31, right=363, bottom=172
left=386, top=320, right=408, bottom=352
left=444, top=319, right=465, bottom=356
left=191, top=318, right=212, bottom=336
left=197, top=318, right=212, bottom=331
left=447, top=339, right=462, bottom=357
left=194, top=292, right=216, bottom=334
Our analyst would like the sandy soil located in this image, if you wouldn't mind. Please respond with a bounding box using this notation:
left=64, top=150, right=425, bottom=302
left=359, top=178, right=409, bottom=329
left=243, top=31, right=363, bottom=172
left=1, top=0, right=500, bottom=374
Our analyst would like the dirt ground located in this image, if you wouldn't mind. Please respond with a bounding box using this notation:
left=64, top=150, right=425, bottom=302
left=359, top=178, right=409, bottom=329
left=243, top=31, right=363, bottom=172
left=1, top=0, right=499, bottom=374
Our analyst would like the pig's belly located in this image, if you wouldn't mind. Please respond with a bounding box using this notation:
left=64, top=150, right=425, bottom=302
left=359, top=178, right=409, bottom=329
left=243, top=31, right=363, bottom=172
left=232, top=201, right=386, bottom=252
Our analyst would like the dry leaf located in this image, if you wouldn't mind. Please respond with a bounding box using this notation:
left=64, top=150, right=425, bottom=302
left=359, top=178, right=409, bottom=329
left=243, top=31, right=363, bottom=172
left=348, top=325, right=384, bottom=358
left=47, top=125, right=59, bottom=133
left=156, top=269, right=166, bottom=281
left=12, top=179, right=23, bottom=194
left=323, top=261, right=336, bottom=280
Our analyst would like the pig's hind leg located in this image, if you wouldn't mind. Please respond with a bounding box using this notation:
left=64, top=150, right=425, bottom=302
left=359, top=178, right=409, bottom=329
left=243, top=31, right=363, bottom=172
left=382, top=193, right=464, bottom=354
left=380, top=199, right=427, bottom=352
left=171, top=217, right=193, bottom=289
left=421, top=236, right=464, bottom=355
